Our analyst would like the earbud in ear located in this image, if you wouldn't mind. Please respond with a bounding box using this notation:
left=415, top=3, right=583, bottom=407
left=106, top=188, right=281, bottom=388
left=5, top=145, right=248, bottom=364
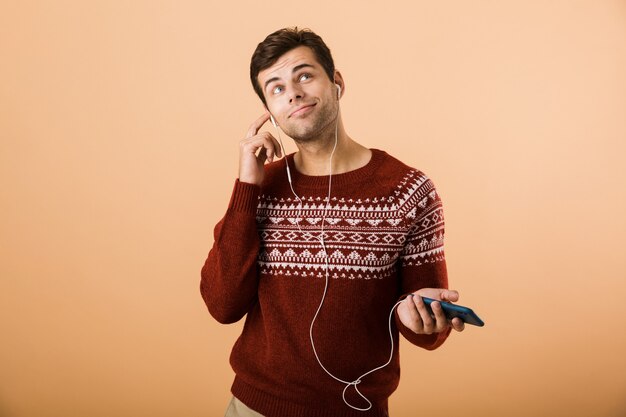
left=269, top=114, right=277, bottom=127
left=335, top=84, right=342, bottom=100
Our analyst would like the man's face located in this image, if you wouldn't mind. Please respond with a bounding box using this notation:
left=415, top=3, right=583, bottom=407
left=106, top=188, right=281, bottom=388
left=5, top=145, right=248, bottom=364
left=258, top=46, right=339, bottom=142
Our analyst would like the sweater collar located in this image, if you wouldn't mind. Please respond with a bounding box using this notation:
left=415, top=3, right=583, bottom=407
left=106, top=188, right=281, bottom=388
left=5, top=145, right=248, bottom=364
left=285, top=148, right=385, bottom=189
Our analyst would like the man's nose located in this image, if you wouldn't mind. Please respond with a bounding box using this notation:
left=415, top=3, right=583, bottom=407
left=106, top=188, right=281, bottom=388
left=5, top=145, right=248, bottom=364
left=288, top=85, right=304, bottom=103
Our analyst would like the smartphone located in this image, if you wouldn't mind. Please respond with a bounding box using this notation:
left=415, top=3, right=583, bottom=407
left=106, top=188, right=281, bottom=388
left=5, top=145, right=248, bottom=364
left=421, top=297, right=484, bottom=327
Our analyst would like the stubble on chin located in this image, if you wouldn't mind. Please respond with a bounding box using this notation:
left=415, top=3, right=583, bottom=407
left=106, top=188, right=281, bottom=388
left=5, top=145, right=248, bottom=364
left=285, top=103, right=338, bottom=143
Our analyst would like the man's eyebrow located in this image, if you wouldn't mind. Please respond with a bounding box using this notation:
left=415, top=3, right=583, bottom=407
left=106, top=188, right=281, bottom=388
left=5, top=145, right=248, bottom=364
left=263, top=63, right=316, bottom=91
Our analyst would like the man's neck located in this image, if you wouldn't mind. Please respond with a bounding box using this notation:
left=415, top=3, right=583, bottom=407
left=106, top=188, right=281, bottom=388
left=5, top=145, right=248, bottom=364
left=292, top=124, right=371, bottom=177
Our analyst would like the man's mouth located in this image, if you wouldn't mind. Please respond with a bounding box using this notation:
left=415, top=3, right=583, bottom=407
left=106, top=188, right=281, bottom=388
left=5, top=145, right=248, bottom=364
left=289, top=103, right=316, bottom=118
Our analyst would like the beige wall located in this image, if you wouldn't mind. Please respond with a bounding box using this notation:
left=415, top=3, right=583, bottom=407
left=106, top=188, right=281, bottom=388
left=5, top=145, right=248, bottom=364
left=1, top=1, right=625, bottom=416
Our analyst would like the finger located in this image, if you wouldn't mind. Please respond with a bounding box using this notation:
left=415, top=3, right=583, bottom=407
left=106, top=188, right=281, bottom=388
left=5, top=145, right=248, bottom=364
left=242, top=133, right=279, bottom=162
left=247, top=118, right=283, bottom=159
left=260, top=138, right=274, bottom=162
left=246, top=112, right=271, bottom=139
left=257, top=146, right=268, bottom=164
left=413, top=295, right=435, bottom=334
left=259, top=132, right=281, bottom=162
left=451, top=317, right=465, bottom=332
left=416, top=287, right=444, bottom=300
left=431, top=301, right=450, bottom=332
left=441, top=289, right=459, bottom=303
left=403, top=295, right=423, bottom=333
left=271, top=135, right=283, bottom=158
left=407, top=295, right=423, bottom=332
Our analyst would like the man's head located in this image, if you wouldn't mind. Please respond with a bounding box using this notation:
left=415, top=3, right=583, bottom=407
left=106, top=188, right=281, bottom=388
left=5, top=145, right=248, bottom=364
left=250, top=27, right=336, bottom=106
left=250, top=27, right=344, bottom=142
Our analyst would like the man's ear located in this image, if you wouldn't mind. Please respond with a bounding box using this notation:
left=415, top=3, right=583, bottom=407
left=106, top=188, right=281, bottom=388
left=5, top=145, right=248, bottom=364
left=333, top=70, right=345, bottom=98
left=264, top=105, right=278, bottom=128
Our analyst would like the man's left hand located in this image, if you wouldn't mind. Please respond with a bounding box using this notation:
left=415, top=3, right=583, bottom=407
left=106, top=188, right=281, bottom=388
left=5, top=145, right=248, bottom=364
left=396, top=288, right=465, bottom=334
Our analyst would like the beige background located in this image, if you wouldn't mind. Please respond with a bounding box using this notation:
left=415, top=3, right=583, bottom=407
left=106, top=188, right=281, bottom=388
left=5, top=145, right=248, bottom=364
left=1, top=1, right=625, bottom=416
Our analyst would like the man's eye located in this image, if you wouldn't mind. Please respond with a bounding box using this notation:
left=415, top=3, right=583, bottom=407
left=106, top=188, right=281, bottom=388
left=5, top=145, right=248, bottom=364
left=299, top=73, right=311, bottom=81
left=272, top=86, right=283, bottom=95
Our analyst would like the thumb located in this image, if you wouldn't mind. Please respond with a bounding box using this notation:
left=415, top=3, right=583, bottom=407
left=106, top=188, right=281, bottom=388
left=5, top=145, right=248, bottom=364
left=441, top=289, right=459, bottom=302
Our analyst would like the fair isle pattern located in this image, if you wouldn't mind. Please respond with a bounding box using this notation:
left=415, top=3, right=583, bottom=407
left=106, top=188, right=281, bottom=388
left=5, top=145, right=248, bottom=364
left=255, top=170, right=445, bottom=280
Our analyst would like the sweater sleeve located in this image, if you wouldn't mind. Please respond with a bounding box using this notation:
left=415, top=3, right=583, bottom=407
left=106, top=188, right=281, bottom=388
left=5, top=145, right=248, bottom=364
left=200, top=179, right=261, bottom=324
left=394, top=175, right=452, bottom=350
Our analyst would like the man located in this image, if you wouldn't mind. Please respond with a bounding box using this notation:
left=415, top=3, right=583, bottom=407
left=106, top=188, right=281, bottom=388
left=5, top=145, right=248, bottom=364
left=200, top=27, right=464, bottom=417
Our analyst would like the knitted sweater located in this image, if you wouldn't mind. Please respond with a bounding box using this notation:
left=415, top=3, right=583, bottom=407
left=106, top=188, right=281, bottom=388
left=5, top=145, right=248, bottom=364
left=200, top=148, right=451, bottom=417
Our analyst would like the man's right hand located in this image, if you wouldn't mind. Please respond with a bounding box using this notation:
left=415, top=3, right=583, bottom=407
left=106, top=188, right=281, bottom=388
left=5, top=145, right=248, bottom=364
left=238, top=112, right=283, bottom=186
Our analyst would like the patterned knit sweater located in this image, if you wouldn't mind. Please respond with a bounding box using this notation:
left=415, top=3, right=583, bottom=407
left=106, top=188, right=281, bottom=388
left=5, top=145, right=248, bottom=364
left=200, top=148, right=451, bottom=417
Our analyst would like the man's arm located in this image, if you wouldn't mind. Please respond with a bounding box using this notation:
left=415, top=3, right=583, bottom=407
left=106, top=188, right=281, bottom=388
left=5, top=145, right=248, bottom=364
left=200, top=180, right=261, bottom=324
left=200, top=113, right=283, bottom=324
left=394, top=174, right=463, bottom=349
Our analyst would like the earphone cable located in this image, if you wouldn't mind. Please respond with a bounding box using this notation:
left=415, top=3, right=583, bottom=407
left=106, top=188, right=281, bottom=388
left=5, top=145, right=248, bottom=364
left=272, top=107, right=402, bottom=412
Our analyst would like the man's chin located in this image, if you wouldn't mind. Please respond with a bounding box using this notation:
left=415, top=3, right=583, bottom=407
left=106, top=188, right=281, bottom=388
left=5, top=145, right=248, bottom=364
left=286, top=121, right=334, bottom=143
left=284, top=127, right=318, bottom=143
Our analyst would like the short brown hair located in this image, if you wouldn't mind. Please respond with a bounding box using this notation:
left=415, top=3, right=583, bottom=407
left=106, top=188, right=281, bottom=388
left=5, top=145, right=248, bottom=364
left=250, top=27, right=335, bottom=106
